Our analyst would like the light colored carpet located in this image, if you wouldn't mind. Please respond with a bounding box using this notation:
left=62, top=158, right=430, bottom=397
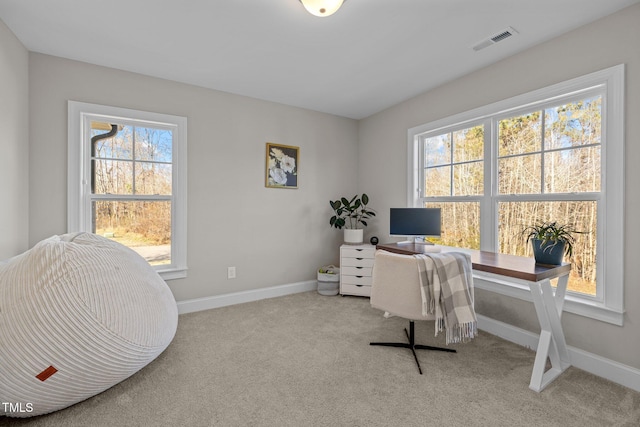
left=2, top=291, right=639, bottom=426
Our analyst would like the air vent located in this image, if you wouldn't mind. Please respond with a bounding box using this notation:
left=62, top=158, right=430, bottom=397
left=473, top=26, right=519, bottom=51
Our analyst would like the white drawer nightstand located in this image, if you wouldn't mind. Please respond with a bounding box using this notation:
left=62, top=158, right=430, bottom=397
left=340, top=244, right=375, bottom=297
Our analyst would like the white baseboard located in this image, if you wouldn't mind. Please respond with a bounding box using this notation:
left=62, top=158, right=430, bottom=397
left=477, top=314, right=640, bottom=393
left=177, top=284, right=639, bottom=393
left=176, top=280, right=317, bottom=315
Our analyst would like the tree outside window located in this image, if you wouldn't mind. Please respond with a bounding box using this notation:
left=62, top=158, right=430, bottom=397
left=91, top=123, right=174, bottom=266
left=420, top=96, right=601, bottom=296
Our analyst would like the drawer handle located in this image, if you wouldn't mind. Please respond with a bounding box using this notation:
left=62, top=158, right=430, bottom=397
left=355, top=266, right=363, bottom=269
left=356, top=249, right=363, bottom=251
left=356, top=275, right=363, bottom=278
left=356, top=257, right=363, bottom=260
left=356, top=285, right=363, bottom=287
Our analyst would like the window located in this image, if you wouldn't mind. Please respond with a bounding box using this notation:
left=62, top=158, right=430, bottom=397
left=421, top=124, right=485, bottom=250
left=68, top=102, right=187, bottom=280
left=408, top=65, right=624, bottom=325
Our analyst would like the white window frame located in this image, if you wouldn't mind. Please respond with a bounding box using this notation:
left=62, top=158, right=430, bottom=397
left=408, top=65, right=624, bottom=325
left=68, top=101, right=188, bottom=280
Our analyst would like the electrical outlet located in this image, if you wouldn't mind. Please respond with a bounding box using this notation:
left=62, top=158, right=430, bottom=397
left=227, top=266, right=236, bottom=279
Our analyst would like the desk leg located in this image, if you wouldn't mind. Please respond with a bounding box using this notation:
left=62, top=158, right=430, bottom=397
left=528, top=275, right=571, bottom=392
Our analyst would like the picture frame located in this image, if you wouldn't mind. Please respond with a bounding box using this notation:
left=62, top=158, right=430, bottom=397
left=265, top=143, right=298, bottom=189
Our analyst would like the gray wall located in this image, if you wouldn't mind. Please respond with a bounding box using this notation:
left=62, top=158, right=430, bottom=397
left=6, top=3, right=639, bottom=371
left=359, top=4, right=640, bottom=369
left=0, top=19, right=29, bottom=259
left=28, top=54, right=358, bottom=301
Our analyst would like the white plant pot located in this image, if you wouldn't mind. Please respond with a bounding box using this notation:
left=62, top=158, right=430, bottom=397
left=343, top=229, right=364, bottom=244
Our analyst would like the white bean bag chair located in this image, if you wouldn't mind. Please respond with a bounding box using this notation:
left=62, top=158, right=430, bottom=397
left=0, top=232, right=178, bottom=417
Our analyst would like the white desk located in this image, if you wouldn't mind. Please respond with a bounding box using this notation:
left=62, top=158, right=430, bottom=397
left=377, top=243, right=572, bottom=392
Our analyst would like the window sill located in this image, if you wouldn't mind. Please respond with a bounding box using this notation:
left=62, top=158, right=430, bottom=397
left=473, top=271, right=624, bottom=326
left=157, top=267, right=188, bottom=281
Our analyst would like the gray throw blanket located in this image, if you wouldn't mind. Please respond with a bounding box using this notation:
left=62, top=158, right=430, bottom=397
left=414, top=252, right=477, bottom=344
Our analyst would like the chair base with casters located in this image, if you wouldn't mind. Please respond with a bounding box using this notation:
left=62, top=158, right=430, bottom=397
left=370, top=320, right=456, bottom=374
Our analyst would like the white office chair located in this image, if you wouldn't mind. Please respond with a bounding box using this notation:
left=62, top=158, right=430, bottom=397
left=370, top=249, right=456, bottom=374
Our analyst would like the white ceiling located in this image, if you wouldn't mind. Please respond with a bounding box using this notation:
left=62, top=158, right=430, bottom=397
left=1, top=0, right=637, bottom=119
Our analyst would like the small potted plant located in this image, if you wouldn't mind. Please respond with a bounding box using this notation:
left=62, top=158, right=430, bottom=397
left=329, top=194, right=376, bottom=244
left=521, top=221, right=584, bottom=265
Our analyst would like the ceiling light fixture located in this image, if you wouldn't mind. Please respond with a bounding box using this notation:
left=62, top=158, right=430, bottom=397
left=299, top=0, right=345, bottom=17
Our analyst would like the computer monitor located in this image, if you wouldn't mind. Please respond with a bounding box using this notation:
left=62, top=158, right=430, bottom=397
left=390, top=208, right=441, bottom=244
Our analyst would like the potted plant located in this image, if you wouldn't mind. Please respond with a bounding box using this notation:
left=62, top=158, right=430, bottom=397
left=329, top=194, right=376, bottom=244
left=521, top=221, right=583, bottom=265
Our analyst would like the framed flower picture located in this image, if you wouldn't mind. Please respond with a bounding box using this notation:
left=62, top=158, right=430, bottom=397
left=265, top=143, right=298, bottom=189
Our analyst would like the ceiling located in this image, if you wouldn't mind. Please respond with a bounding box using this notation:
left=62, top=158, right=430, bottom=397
left=1, top=0, right=638, bottom=119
